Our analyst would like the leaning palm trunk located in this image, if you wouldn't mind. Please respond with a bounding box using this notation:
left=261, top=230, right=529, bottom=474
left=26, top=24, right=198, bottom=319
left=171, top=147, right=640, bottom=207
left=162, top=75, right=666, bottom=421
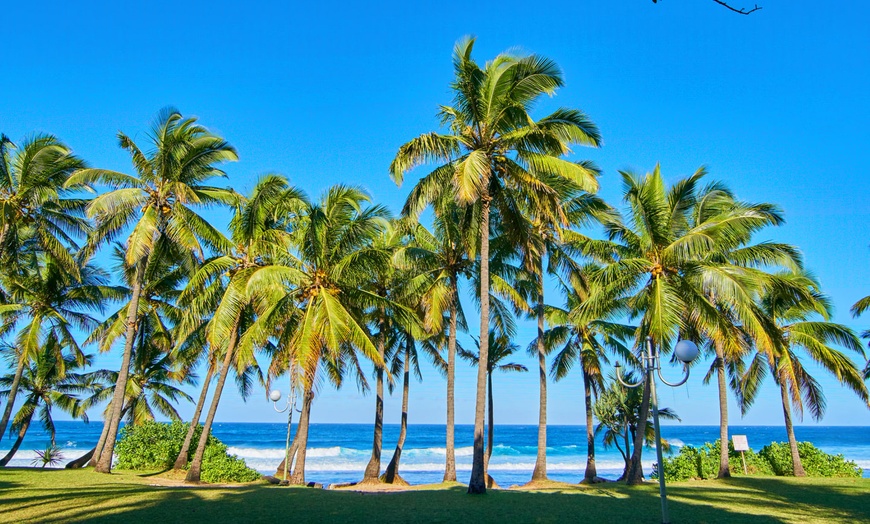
left=275, top=430, right=301, bottom=477
left=290, top=389, right=313, bottom=485
left=443, top=285, right=458, bottom=482
left=626, top=378, right=651, bottom=485
left=531, top=277, right=548, bottom=482
left=468, top=189, right=491, bottom=495
left=174, top=364, right=215, bottom=470
left=186, top=328, right=238, bottom=482
left=0, top=414, right=32, bottom=466
left=363, top=318, right=387, bottom=482
left=383, top=342, right=411, bottom=485
left=95, top=264, right=145, bottom=473
left=714, top=342, right=731, bottom=478
left=0, top=353, right=27, bottom=442
left=88, top=407, right=117, bottom=467
left=583, top=371, right=597, bottom=483
left=778, top=379, right=806, bottom=476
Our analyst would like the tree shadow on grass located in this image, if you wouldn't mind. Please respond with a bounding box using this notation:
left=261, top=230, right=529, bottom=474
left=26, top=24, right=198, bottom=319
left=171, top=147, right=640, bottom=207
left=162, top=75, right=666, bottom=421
left=2, top=471, right=867, bottom=524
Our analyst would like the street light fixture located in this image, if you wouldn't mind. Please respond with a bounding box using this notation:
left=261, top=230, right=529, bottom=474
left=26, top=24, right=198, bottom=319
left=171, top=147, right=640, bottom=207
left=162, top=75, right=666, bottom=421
left=614, top=336, right=699, bottom=524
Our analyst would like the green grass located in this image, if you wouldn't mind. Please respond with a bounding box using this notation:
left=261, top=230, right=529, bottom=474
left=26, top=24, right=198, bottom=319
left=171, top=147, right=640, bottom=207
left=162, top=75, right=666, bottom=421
left=1, top=468, right=868, bottom=523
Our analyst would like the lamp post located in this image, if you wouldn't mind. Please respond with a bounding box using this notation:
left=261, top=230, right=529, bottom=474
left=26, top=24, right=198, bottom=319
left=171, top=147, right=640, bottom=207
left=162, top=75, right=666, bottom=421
left=270, top=366, right=298, bottom=482
left=615, top=336, right=699, bottom=524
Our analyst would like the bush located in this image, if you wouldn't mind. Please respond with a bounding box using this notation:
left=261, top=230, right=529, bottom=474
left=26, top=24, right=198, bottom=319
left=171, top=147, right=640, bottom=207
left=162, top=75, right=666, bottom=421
left=759, top=441, right=862, bottom=478
left=115, top=421, right=260, bottom=483
left=653, top=440, right=772, bottom=481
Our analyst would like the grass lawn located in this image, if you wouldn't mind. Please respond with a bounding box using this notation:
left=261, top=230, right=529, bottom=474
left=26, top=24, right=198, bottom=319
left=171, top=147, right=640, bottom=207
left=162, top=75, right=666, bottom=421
left=1, top=468, right=867, bottom=523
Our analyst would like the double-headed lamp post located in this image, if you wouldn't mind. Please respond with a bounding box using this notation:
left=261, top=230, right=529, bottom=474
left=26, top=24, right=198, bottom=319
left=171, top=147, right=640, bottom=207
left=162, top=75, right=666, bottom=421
left=270, top=381, right=297, bottom=482
left=614, top=336, right=700, bottom=524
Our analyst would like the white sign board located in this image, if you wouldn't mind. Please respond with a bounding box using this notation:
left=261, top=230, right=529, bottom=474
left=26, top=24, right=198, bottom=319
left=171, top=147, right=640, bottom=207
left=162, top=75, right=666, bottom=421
left=732, top=435, right=749, bottom=451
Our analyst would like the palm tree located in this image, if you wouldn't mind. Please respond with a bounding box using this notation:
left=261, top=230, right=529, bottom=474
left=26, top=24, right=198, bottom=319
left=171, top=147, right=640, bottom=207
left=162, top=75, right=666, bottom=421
left=0, top=339, right=102, bottom=466
left=576, top=165, right=787, bottom=484
left=241, top=185, right=390, bottom=483
left=0, top=258, right=113, bottom=443
left=390, top=38, right=600, bottom=493
left=459, top=332, right=528, bottom=486
left=741, top=272, right=868, bottom=476
left=593, top=372, right=680, bottom=480
left=393, top=202, right=473, bottom=482
left=66, top=108, right=239, bottom=473
left=545, top=268, right=634, bottom=483
left=852, top=295, right=870, bottom=379
left=0, top=133, right=90, bottom=276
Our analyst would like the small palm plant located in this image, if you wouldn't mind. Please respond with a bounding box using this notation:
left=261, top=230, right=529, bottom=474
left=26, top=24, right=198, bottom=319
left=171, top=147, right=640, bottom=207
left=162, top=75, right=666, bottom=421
left=31, top=445, right=64, bottom=468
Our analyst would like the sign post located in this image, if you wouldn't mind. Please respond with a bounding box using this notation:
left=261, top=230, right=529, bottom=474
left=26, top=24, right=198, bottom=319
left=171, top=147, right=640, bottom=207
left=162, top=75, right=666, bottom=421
left=732, top=435, right=749, bottom=475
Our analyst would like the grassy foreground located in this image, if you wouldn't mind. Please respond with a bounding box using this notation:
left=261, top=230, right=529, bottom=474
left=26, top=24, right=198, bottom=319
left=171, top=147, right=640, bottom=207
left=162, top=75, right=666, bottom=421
left=1, top=468, right=868, bottom=523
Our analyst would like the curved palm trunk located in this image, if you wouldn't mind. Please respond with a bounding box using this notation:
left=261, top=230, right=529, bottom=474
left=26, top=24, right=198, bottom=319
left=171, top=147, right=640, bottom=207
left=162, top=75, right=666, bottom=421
left=383, top=342, right=411, bottom=484
left=185, top=329, right=238, bottom=482
left=617, top=425, right=631, bottom=481
left=583, top=370, right=597, bottom=483
left=443, top=278, right=458, bottom=483
left=0, top=353, right=27, bottom=442
left=714, top=342, right=731, bottom=478
left=363, top=317, right=387, bottom=482
left=290, top=389, right=313, bottom=485
left=468, top=190, right=491, bottom=495
left=88, top=407, right=117, bottom=467
left=95, top=263, right=145, bottom=474
left=778, top=379, right=806, bottom=477
left=626, top=378, right=651, bottom=485
left=275, top=430, right=300, bottom=477
left=531, top=275, right=548, bottom=481
left=0, top=414, right=31, bottom=466
left=173, top=364, right=215, bottom=470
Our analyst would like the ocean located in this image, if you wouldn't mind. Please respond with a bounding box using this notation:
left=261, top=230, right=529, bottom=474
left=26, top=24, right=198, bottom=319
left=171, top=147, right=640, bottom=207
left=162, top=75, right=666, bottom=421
left=3, top=422, right=868, bottom=486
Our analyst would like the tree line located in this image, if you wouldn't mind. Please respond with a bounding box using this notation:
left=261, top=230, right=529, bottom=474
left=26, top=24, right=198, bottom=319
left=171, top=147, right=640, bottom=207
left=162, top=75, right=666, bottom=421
left=1, top=38, right=868, bottom=493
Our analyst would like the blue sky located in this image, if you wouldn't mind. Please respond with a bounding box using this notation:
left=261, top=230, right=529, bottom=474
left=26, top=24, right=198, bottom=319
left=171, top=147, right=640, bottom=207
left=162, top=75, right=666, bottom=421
left=1, top=0, right=869, bottom=427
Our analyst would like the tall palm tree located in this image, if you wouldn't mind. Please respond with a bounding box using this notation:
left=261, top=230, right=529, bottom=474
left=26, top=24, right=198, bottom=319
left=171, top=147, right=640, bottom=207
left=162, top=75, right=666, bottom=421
left=390, top=37, right=600, bottom=493
left=685, top=185, right=801, bottom=479
left=0, top=339, right=102, bottom=466
left=741, top=272, right=868, bottom=476
left=0, top=133, right=90, bottom=276
left=242, top=185, right=390, bottom=483
left=66, top=108, right=239, bottom=473
left=545, top=268, right=634, bottom=483
left=0, top=258, right=113, bottom=442
left=459, top=332, right=528, bottom=487
left=393, top=202, right=473, bottom=482
left=576, top=165, right=786, bottom=484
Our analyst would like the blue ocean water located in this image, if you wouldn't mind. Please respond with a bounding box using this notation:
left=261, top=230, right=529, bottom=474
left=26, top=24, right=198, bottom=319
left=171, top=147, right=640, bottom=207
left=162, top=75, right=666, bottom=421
left=3, top=422, right=868, bottom=486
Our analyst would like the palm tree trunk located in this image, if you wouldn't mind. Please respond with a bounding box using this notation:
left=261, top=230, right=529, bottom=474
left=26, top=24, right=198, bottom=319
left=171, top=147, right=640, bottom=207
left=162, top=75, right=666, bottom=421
left=0, top=352, right=27, bottom=442
left=0, top=414, right=31, bottom=466
left=714, top=341, right=731, bottom=478
left=583, top=370, right=597, bottom=483
left=173, top=363, right=215, bottom=470
left=531, top=266, right=548, bottom=482
left=95, top=263, right=145, bottom=474
left=779, top=380, right=806, bottom=477
left=290, top=389, right=313, bottom=485
left=275, top=430, right=300, bottom=477
left=443, top=275, right=458, bottom=483
left=486, top=371, right=494, bottom=468
left=468, top=189, right=491, bottom=495
left=384, top=341, right=411, bottom=484
left=363, top=315, right=387, bottom=482
left=626, top=378, right=651, bottom=485
left=185, top=327, right=238, bottom=482
left=88, top=408, right=115, bottom=467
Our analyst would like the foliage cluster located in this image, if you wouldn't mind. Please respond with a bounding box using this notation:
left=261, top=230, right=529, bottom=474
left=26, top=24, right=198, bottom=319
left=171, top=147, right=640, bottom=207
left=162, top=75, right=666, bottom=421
left=653, top=440, right=861, bottom=481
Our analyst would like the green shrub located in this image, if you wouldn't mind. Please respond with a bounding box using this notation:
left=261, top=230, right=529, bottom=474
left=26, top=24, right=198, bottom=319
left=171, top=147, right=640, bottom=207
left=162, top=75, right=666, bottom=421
left=759, top=441, right=862, bottom=478
left=653, top=440, right=772, bottom=481
left=115, top=421, right=260, bottom=483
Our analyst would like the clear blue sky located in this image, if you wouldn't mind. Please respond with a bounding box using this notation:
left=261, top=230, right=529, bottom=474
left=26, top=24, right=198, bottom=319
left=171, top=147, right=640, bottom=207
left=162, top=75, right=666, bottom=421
left=2, top=0, right=868, bottom=427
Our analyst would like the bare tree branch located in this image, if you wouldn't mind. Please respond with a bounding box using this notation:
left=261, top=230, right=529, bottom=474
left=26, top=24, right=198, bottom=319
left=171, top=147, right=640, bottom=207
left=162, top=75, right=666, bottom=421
left=652, top=0, right=763, bottom=15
